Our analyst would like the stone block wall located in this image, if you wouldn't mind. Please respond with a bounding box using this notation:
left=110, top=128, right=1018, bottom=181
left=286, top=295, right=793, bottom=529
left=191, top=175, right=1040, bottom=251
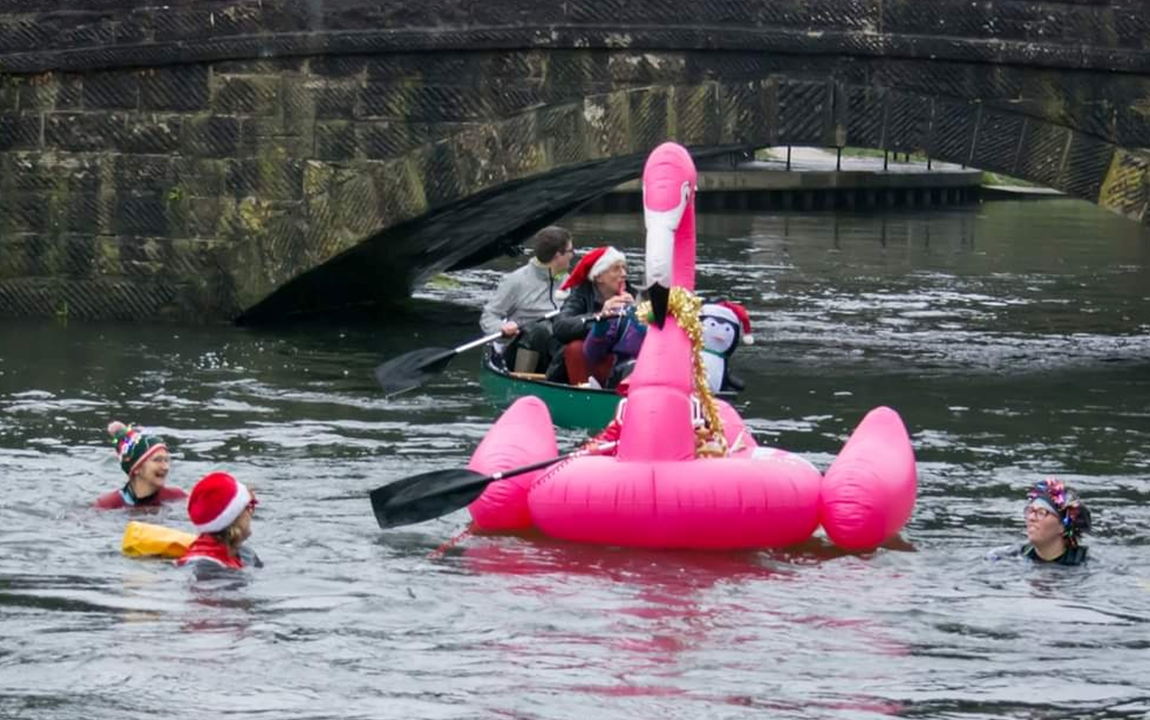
left=0, top=0, right=1148, bottom=321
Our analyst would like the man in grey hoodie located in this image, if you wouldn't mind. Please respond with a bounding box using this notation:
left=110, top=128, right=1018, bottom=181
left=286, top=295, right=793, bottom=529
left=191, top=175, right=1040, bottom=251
left=480, top=226, right=575, bottom=374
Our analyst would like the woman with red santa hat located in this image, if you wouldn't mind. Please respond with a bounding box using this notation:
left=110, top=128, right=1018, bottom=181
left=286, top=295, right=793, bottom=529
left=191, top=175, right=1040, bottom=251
left=177, top=471, right=262, bottom=570
left=544, top=245, right=641, bottom=386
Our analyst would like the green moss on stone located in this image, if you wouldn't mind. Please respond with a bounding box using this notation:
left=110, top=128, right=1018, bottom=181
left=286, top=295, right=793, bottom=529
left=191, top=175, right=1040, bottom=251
left=95, top=236, right=121, bottom=275
left=238, top=196, right=272, bottom=235
left=426, top=273, right=461, bottom=289
left=398, top=156, right=429, bottom=216
left=45, top=176, right=69, bottom=241
left=303, top=161, right=333, bottom=197
left=165, top=185, right=189, bottom=237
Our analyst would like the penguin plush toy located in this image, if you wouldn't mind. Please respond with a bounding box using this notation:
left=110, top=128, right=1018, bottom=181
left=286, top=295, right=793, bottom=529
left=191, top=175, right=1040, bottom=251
left=700, top=301, right=753, bottom=393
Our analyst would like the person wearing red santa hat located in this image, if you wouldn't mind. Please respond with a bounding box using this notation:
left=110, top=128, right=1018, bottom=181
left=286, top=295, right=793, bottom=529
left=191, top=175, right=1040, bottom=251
left=545, top=245, right=639, bottom=385
left=177, top=471, right=262, bottom=570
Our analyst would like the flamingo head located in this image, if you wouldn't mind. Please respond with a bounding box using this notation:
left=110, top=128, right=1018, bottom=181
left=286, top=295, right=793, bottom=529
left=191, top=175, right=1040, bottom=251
left=642, top=143, right=697, bottom=328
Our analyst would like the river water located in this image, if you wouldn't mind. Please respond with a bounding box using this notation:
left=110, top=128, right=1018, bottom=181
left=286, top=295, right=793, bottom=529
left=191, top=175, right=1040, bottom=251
left=1, top=198, right=1148, bottom=719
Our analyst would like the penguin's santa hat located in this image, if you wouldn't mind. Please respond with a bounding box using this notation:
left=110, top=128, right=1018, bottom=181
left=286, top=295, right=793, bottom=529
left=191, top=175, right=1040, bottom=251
left=701, top=301, right=754, bottom=344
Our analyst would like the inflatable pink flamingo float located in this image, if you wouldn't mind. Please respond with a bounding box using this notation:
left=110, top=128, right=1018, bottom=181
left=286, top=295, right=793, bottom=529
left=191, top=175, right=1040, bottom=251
left=466, top=142, right=917, bottom=551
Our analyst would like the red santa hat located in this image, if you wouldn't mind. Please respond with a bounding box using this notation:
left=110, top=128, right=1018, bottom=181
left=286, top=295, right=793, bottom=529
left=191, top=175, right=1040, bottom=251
left=703, top=301, right=754, bottom=344
left=187, top=471, right=257, bottom=534
left=561, top=245, right=626, bottom=290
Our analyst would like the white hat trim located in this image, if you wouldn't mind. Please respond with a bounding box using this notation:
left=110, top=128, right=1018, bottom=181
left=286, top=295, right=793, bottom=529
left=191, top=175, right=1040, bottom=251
left=702, top=303, right=753, bottom=344
left=127, top=441, right=168, bottom=475
left=589, top=246, right=626, bottom=281
left=194, top=482, right=252, bottom=534
left=701, top=303, right=738, bottom=325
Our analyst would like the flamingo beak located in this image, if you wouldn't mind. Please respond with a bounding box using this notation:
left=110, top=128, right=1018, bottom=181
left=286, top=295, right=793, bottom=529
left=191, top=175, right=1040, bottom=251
left=648, top=283, right=670, bottom=328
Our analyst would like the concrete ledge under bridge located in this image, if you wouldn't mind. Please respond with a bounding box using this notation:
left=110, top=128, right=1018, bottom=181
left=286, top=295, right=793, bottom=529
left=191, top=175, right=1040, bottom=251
left=585, top=148, right=985, bottom=213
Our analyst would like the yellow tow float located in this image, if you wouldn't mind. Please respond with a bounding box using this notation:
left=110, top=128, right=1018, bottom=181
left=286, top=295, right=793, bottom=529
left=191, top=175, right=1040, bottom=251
left=121, top=521, right=195, bottom=559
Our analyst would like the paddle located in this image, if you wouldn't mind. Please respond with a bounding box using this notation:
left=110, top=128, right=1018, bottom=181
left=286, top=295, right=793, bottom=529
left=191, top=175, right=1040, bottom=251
left=374, top=309, right=561, bottom=396
left=374, top=307, right=629, bottom=396
left=370, top=442, right=615, bottom=529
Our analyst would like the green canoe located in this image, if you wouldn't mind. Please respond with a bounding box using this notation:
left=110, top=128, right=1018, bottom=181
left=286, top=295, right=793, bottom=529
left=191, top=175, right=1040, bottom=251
left=480, top=355, right=624, bottom=430
left=479, top=355, right=740, bottom=431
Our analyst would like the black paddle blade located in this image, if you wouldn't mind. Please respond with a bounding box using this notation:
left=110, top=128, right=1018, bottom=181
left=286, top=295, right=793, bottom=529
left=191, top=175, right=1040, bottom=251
left=373, top=347, right=455, bottom=395
left=370, top=467, right=493, bottom=528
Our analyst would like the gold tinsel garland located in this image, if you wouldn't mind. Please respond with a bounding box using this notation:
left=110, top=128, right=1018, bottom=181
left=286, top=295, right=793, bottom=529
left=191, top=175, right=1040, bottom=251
left=636, top=288, right=728, bottom=458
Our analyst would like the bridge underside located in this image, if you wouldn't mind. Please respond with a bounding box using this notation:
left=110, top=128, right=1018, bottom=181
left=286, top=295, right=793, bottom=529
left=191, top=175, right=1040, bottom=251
left=3, top=2, right=1150, bottom=322
left=237, top=148, right=758, bottom=323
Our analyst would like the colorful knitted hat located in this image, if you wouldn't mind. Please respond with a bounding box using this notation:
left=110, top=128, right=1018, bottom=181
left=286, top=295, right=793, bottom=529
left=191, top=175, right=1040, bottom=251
left=187, top=472, right=257, bottom=534
left=561, top=246, right=626, bottom=290
left=1027, top=477, right=1092, bottom=547
left=107, top=421, right=168, bottom=476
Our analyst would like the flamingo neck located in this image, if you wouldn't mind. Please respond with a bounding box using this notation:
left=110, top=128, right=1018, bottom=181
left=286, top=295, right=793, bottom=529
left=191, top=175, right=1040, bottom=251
left=632, top=315, right=693, bottom=393
left=615, top=313, right=697, bottom=461
left=671, top=207, right=696, bottom=291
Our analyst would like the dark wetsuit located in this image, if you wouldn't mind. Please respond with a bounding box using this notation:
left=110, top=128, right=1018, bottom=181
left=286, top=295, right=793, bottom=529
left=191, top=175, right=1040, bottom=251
left=1021, top=543, right=1088, bottom=566
left=95, top=484, right=187, bottom=509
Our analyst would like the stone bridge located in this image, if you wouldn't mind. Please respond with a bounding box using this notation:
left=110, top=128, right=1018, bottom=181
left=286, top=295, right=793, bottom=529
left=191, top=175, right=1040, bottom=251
left=1, top=0, right=1148, bottom=322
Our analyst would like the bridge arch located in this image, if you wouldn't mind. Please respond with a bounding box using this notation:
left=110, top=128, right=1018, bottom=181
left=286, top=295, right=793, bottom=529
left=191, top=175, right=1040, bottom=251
left=241, top=60, right=1150, bottom=321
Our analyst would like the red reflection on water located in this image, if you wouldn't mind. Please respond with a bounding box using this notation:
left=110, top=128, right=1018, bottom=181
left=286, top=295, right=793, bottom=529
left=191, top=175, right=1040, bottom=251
left=459, top=531, right=777, bottom=587
left=456, top=535, right=905, bottom=716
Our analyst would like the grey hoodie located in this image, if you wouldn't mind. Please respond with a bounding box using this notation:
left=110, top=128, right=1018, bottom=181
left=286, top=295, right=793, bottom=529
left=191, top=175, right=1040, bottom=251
left=480, top=260, right=561, bottom=335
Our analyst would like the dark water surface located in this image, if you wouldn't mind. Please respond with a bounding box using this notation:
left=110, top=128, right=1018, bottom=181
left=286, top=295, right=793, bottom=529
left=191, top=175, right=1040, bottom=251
left=1, top=199, right=1149, bottom=719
